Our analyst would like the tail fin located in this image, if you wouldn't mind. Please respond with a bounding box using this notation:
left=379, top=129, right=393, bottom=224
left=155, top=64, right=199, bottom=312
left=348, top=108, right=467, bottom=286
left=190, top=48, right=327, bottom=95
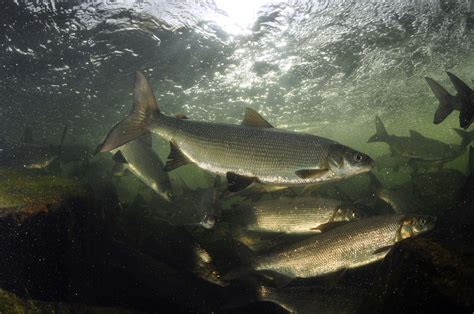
left=453, top=129, right=474, bottom=148
left=425, top=77, right=456, bottom=124
left=99, top=71, right=159, bottom=152
left=446, top=72, right=474, bottom=129
left=367, top=116, right=389, bottom=143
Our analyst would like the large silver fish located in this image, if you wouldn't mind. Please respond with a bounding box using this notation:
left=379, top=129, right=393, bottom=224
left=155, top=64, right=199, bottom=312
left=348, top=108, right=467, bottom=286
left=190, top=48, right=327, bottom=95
left=225, top=197, right=363, bottom=234
left=248, top=215, right=435, bottom=281
left=99, top=72, right=374, bottom=191
left=110, top=135, right=173, bottom=202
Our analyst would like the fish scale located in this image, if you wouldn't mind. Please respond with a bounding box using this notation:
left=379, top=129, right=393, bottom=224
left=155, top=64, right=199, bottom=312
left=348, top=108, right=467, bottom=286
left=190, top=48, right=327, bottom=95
left=230, top=198, right=356, bottom=234
left=254, top=215, right=405, bottom=278
left=150, top=115, right=335, bottom=185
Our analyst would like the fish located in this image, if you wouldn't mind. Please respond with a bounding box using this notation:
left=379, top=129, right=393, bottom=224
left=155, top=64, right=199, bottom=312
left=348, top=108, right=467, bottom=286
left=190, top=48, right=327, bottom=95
left=376, top=185, right=422, bottom=214
left=255, top=285, right=363, bottom=314
left=0, top=126, right=67, bottom=170
left=368, top=116, right=474, bottom=162
left=238, top=215, right=435, bottom=284
left=184, top=177, right=222, bottom=229
left=425, top=72, right=474, bottom=129
left=98, top=72, right=374, bottom=192
left=224, top=197, right=364, bottom=234
left=109, top=135, right=173, bottom=202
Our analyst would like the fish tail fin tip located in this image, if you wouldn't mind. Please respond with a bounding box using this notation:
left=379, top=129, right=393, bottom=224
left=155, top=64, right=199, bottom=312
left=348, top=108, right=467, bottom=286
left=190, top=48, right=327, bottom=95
left=99, top=71, right=159, bottom=152
left=425, top=76, right=455, bottom=124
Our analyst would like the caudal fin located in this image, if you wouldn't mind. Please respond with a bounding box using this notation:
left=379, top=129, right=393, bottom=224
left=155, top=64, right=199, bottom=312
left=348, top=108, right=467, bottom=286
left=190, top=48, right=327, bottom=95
left=446, top=72, right=474, bottom=129
left=425, top=77, right=456, bottom=124
left=367, top=116, right=389, bottom=143
left=99, top=71, right=160, bottom=152
left=453, top=129, right=474, bottom=148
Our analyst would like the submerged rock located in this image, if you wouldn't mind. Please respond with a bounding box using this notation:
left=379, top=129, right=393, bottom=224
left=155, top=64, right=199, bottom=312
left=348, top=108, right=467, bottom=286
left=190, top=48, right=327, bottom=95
left=359, top=237, right=474, bottom=313
left=0, top=169, right=87, bottom=220
left=0, top=172, right=228, bottom=313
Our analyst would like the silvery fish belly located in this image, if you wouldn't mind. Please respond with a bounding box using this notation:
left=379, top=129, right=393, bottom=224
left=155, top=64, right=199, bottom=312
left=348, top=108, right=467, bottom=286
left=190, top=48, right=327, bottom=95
left=98, top=72, right=374, bottom=191
left=253, top=215, right=435, bottom=278
left=228, top=197, right=362, bottom=234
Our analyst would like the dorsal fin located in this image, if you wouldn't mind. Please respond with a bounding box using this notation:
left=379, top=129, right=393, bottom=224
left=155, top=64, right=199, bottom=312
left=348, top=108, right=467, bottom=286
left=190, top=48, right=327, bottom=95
left=21, top=127, right=34, bottom=143
left=241, top=108, right=274, bottom=128
left=409, top=130, right=424, bottom=139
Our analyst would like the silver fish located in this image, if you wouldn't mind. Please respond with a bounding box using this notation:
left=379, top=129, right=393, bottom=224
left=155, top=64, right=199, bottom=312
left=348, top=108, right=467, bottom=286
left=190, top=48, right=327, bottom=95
left=99, top=72, right=374, bottom=192
left=110, top=135, right=173, bottom=202
left=251, top=215, right=435, bottom=280
left=225, top=197, right=363, bottom=234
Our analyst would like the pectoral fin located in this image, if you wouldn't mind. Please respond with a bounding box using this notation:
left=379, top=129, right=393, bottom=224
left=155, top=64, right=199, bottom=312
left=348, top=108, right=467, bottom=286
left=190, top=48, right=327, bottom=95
left=164, top=141, right=190, bottom=171
left=310, top=221, right=347, bottom=233
left=226, top=172, right=256, bottom=192
left=241, top=108, right=274, bottom=128
left=295, top=169, right=330, bottom=179
left=112, top=150, right=128, bottom=163
left=373, top=245, right=393, bottom=255
left=259, top=270, right=294, bottom=288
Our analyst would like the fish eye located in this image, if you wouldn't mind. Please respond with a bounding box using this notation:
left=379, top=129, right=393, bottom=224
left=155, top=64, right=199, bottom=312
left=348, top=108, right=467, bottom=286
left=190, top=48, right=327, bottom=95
left=353, top=153, right=364, bottom=162
left=419, top=218, right=426, bottom=226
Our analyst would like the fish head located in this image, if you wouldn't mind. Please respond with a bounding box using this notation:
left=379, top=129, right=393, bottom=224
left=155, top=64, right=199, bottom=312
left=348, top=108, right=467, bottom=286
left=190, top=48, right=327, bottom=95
left=327, top=145, right=374, bottom=177
left=333, top=205, right=365, bottom=222
left=397, top=215, right=436, bottom=241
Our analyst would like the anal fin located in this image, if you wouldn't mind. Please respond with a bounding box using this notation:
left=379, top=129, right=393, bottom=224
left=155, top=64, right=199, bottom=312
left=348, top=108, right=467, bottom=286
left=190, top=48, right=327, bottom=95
left=164, top=141, right=190, bottom=171
left=373, top=245, right=393, bottom=255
